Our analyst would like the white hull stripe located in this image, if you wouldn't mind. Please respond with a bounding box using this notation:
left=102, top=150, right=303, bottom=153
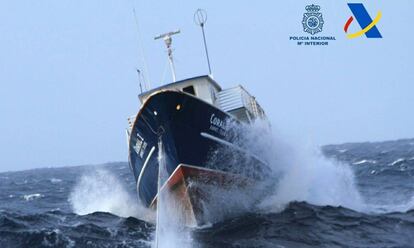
left=137, top=146, right=156, bottom=195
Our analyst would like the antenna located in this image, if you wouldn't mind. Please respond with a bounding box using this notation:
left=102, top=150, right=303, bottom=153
left=194, top=9, right=212, bottom=76
left=131, top=2, right=151, bottom=90
left=136, top=68, right=143, bottom=94
left=154, top=30, right=180, bottom=82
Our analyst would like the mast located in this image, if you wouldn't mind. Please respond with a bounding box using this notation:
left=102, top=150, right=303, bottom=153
left=154, top=30, right=180, bottom=82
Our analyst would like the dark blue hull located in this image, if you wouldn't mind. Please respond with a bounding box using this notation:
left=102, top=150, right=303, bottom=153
left=128, top=91, right=267, bottom=207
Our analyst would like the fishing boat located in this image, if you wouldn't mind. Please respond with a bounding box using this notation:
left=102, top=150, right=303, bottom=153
left=126, top=10, right=270, bottom=226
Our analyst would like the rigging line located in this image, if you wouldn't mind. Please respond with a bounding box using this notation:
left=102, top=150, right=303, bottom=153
left=130, top=0, right=151, bottom=90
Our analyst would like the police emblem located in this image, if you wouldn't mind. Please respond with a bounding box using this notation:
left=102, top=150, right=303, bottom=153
left=302, top=4, right=324, bottom=35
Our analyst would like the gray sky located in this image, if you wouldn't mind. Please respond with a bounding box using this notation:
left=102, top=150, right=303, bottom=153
left=0, top=1, right=412, bottom=172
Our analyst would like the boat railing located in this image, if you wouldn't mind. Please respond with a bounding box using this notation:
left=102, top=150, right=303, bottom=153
left=240, top=87, right=265, bottom=119
left=216, top=86, right=266, bottom=121
left=126, top=115, right=137, bottom=137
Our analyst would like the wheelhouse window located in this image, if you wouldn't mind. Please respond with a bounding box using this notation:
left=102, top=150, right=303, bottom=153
left=182, top=85, right=196, bottom=95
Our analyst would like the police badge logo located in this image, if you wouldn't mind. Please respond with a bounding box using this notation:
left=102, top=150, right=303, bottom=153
left=302, top=4, right=324, bottom=35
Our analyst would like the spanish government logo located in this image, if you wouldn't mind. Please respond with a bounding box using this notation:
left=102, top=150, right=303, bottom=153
left=344, top=3, right=382, bottom=39
left=302, top=4, right=324, bottom=35
left=289, top=4, right=335, bottom=46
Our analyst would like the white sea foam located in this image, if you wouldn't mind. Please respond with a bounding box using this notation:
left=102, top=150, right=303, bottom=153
left=50, top=178, right=62, bottom=183
left=69, top=169, right=152, bottom=220
left=353, top=159, right=376, bottom=165
left=231, top=120, right=365, bottom=213
left=242, top=121, right=414, bottom=215
left=367, top=196, right=414, bottom=213
left=389, top=158, right=406, bottom=166
left=23, top=193, right=44, bottom=201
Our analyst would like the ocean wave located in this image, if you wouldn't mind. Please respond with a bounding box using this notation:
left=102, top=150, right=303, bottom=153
left=389, top=158, right=406, bottom=166
left=1, top=201, right=412, bottom=248
left=22, top=193, right=44, bottom=201
left=193, top=201, right=414, bottom=248
left=353, top=159, right=377, bottom=165
left=69, top=169, right=153, bottom=221
left=1, top=137, right=414, bottom=247
left=213, top=120, right=365, bottom=214
left=0, top=210, right=153, bottom=248
left=367, top=196, right=414, bottom=214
